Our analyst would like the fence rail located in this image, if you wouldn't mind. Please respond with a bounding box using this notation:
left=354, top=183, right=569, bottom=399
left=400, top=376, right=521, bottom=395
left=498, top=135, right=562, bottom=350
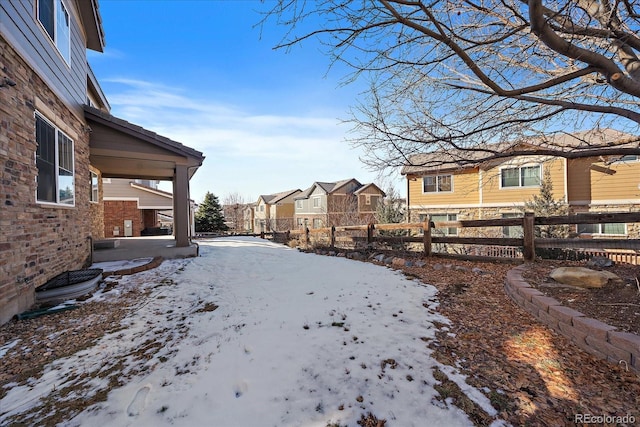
left=277, top=212, right=640, bottom=263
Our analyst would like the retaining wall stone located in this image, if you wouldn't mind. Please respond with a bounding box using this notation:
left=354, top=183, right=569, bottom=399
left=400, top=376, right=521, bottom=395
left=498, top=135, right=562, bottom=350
left=505, top=265, right=639, bottom=375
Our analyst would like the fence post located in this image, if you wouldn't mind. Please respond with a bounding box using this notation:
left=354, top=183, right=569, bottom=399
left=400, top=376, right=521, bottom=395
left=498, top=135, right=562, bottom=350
left=285, top=230, right=290, bottom=242
left=260, top=231, right=265, bottom=239
left=367, top=223, right=374, bottom=245
left=523, top=212, right=535, bottom=262
left=423, top=221, right=432, bottom=257
left=330, top=226, right=336, bottom=249
left=305, top=227, right=310, bottom=246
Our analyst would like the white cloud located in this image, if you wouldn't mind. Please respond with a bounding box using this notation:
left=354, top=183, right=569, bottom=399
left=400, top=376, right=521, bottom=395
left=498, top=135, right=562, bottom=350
left=101, top=79, right=387, bottom=203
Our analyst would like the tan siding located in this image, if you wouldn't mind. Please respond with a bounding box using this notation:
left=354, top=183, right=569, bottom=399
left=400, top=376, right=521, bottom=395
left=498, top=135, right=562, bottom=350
left=103, top=178, right=135, bottom=198
left=590, top=159, right=640, bottom=201
left=481, top=158, right=565, bottom=205
left=409, top=168, right=480, bottom=206
left=567, top=158, right=593, bottom=203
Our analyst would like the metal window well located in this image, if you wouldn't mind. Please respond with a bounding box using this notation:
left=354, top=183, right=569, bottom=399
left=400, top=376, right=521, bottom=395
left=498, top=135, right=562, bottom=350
left=35, top=268, right=103, bottom=304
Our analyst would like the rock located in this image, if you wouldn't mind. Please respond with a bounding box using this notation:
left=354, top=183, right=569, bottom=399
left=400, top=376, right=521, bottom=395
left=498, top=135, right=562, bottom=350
left=328, top=251, right=336, bottom=256
left=404, top=260, right=413, bottom=267
left=384, top=257, right=394, bottom=265
left=433, top=263, right=444, bottom=270
left=392, top=257, right=406, bottom=267
left=472, top=267, right=485, bottom=274
left=351, top=252, right=365, bottom=261
left=587, top=256, right=614, bottom=268
left=374, top=254, right=386, bottom=262
left=337, top=252, right=346, bottom=258
left=415, top=261, right=427, bottom=268
left=549, top=267, right=622, bottom=289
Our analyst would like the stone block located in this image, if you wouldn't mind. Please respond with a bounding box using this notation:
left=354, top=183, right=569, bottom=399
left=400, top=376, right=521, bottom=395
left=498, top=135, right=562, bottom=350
left=573, top=317, right=616, bottom=341
left=558, top=321, right=588, bottom=346
left=537, top=309, right=559, bottom=331
left=548, top=305, right=585, bottom=325
left=523, top=299, right=539, bottom=317
left=530, top=295, right=561, bottom=312
left=585, top=336, right=631, bottom=364
left=517, top=287, right=544, bottom=302
left=607, top=331, right=640, bottom=356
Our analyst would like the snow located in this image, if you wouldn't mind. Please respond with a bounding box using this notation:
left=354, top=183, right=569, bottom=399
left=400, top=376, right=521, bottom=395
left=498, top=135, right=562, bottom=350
left=91, top=257, right=155, bottom=272
left=1, top=237, right=502, bottom=426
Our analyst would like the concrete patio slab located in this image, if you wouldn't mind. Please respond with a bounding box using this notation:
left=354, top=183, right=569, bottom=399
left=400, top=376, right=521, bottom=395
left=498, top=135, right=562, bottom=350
left=92, top=236, right=198, bottom=262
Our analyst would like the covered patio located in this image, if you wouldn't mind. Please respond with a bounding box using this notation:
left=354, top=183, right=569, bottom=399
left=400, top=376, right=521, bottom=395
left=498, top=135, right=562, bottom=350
left=85, top=105, right=204, bottom=254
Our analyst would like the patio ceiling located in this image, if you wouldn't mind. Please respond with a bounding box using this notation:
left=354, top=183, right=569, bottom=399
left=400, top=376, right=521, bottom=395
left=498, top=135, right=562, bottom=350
left=84, top=105, right=204, bottom=180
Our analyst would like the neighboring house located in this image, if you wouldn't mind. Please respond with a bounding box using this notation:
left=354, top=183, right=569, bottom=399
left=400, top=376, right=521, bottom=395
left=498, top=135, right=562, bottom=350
left=0, top=0, right=204, bottom=324
left=401, top=129, right=640, bottom=238
left=294, top=179, right=386, bottom=228
left=103, top=179, right=175, bottom=237
left=254, top=189, right=301, bottom=232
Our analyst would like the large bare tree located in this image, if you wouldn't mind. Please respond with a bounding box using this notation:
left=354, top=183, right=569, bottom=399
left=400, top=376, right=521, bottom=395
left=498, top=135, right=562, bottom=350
left=263, top=0, right=640, bottom=169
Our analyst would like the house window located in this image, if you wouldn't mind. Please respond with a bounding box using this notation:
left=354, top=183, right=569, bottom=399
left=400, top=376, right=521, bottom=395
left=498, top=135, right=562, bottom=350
left=313, top=197, right=321, bottom=208
left=36, top=113, right=74, bottom=205
left=312, top=218, right=322, bottom=229
left=297, top=218, right=303, bottom=227
left=421, top=213, right=457, bottom=235
left=37, top=0, right=71, bottom=65
left=90, top=171, right=99, bottom=202
left=502, top=213, right=523, bottom=238
left=259, top=205, right=264, bottom=212
left=501, top=165, right=541, bottom=188
left=296, top=200, right=303, bottom=209
left=578, top=223, right=626, bottom=235
left=615, top=155, right=638, bottom=162
left=423, top=175, right=452, bottom=193
left=365, top=195, right=371, bottom=205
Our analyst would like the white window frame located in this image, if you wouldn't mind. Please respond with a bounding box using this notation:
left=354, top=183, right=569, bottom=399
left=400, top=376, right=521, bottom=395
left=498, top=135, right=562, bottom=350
left=296, top=200, right=303, bottom=209
left=37, top=0, right=71, bottom=65
left=500, top=164, right=541, bottom=189
left=422, top=174, right=453, bottom=193
left=35, top=112, right=75, bottom=206
left=421, top=213, right=458, bottom=236
left=90, top=171, right=99, bottom=203
left=312, top=196, right=321, bottom=208
left=365, top=194, right=371, bottom=205
left=577, top=223, right=627, bottom=236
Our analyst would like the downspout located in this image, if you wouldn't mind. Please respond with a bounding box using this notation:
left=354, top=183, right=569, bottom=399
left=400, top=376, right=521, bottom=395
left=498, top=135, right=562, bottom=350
left=406, top=176, right=410, bottom=223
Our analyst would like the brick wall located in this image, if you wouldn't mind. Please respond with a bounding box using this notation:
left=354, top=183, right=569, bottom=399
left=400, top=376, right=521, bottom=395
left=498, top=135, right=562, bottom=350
left=1, top=36, right=94, bottom=324
left=104, top=201, right=143, bottom=237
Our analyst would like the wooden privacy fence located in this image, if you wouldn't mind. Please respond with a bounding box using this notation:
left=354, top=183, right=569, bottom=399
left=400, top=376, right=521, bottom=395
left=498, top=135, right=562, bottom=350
left=280, top=212, right=640, bottom=263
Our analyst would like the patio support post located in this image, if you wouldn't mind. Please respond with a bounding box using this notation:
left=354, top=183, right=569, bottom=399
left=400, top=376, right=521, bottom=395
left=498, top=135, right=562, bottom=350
left=173, top=164, right=190, bottom=247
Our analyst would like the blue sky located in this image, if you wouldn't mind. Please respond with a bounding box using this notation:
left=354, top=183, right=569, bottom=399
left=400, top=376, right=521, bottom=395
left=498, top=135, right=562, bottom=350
left=88, top=0, right=397, bottom=204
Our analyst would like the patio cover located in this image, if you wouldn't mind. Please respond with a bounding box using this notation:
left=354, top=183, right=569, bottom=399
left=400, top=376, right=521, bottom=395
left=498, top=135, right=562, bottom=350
left=84, top=105, right=204, bottom=247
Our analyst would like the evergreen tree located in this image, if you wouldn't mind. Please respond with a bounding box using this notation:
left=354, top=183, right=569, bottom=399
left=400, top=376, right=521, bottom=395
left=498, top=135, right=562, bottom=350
left=195, top=192, right=228, bottom=233
left=522, top=168, right=569, bottom=258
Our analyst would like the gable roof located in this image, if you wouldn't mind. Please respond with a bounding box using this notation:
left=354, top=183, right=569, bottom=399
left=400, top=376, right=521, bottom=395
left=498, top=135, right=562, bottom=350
left=258, top=189, right=301, bottom=205
left=295, top=178, right=363, bottom=199
left=354, top=183, right=386, bottom=197
left=401, top=129, right=639, bottom=175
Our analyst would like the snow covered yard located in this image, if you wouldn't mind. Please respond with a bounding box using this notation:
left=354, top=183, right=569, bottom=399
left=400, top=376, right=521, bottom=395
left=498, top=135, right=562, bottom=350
left=1, top=237, right=501, bottom=426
